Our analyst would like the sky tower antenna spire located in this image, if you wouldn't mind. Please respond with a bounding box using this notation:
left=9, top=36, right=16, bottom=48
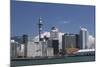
left=38, top=16, right=43, bottom=42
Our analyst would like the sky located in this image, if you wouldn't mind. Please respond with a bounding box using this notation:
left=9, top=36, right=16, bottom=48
left=11, top=1, right=95, bottom=37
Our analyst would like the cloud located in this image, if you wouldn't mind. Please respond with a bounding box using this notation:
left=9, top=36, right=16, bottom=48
left=63, top=21, right=70, bottom=24
left=33, top=31, right=50, bottom=42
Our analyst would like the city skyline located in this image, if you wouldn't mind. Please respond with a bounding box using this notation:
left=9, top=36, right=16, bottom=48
left=11, top=1, right=95, bottom=37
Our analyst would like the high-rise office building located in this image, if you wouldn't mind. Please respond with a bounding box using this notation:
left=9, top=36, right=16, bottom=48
left=62, top=33, right=79, bottom=54
left=41, top=38, right=48, bottom=57
left=50, top=27, right=59, bottom=55
left=11, top=40, right=18, bottom=58
left=76, top=34, right=80, bottom=48
left=79, top=28, right=89, bottom=49
left=50, top=27, right=59, bottom=40
left=22, top=34, right=28, bottom=57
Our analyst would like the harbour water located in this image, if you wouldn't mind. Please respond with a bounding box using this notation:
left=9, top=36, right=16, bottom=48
left=11, top=55, right=95, bottom=67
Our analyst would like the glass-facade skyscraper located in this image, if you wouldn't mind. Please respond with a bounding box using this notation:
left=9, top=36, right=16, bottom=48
left=62, top=33, right=79, bottom=54
left=79, top=28, right=89, bottom=49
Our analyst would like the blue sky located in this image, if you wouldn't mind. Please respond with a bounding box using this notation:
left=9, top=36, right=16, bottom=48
left=11, top=1, right=95, bottom=37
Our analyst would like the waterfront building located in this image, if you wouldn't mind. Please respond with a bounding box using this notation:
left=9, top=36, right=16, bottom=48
left=22, top=34, right=28, bottom=57
left=41, top=38, right=48, bottom=57
left=62, top=33, right=79, bottom=54
left=76, top=34, right=80, bottom=48
left=50, top=27, right=59, bottom=55
left=27, top=40, right=35, bottom=58
left=11, top=40, right=19, bottom=58
left=79, top=28, right=89, bottom=49
left=50, top=27, right=59, bottom=40
left=27, top=40, right=42, bottom=58
left=47, top=39, right=52, bottom=47
left=18, top=44, right=25, bottom=57
left=47, top=48, right=54, bottom=57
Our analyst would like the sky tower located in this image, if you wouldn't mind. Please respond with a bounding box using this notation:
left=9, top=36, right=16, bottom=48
left=38, top=17, right=43, bottom=41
